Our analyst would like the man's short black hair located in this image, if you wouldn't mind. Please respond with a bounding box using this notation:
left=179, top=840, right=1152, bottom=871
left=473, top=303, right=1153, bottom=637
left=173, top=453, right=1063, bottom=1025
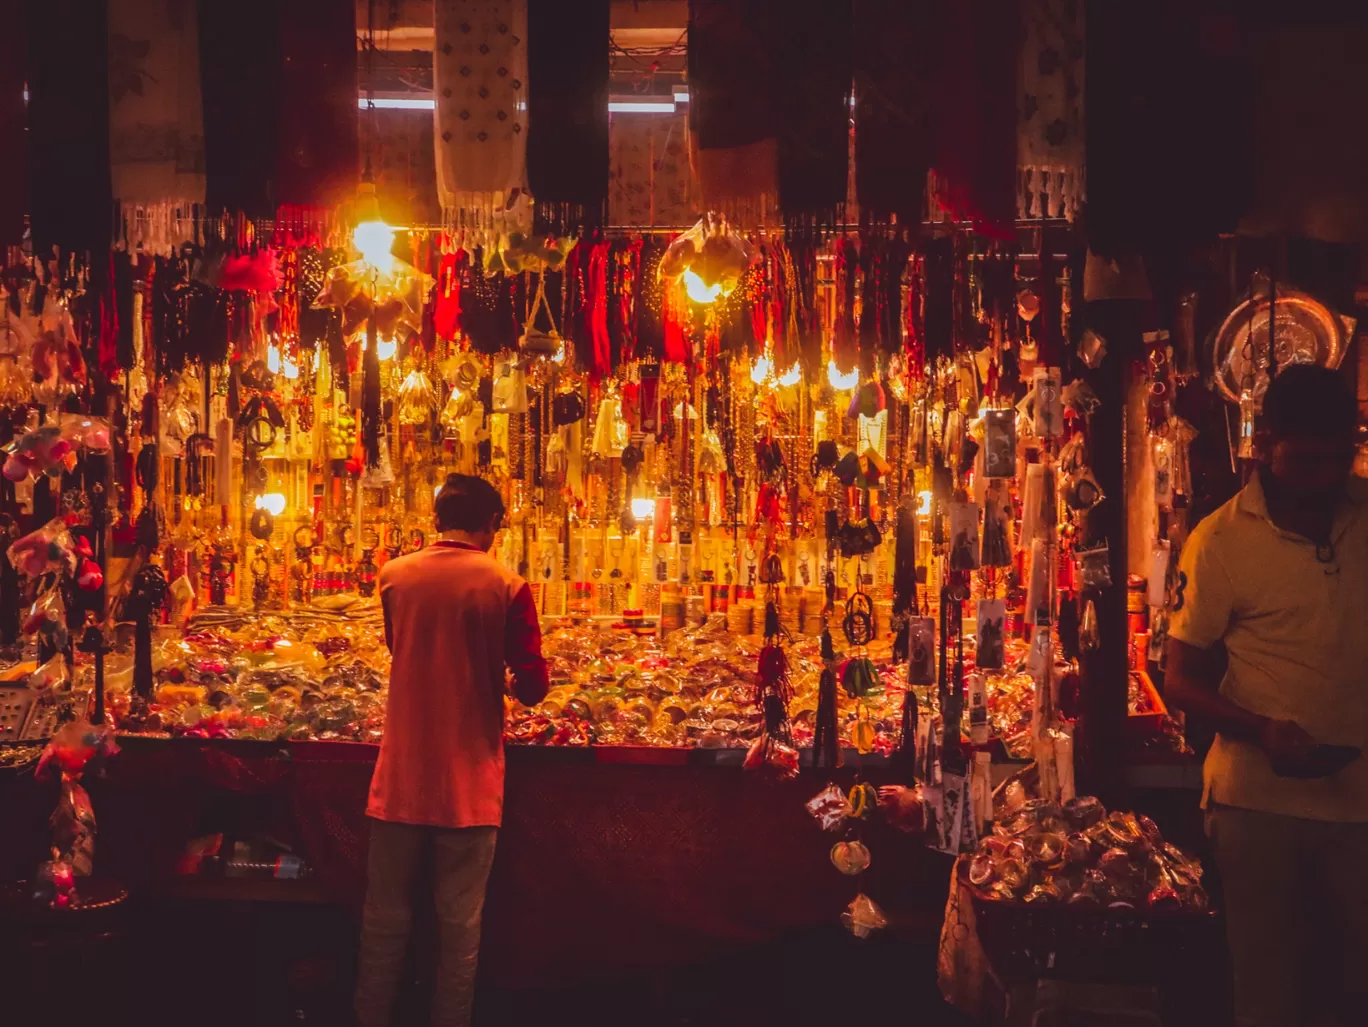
left=1262, top=364, right=1358, bottom=442
left=434, top=474, right=505, bottom=533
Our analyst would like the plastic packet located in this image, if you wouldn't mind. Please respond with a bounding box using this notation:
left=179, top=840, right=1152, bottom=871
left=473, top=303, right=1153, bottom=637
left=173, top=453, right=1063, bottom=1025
left=8, top=518, right=77, bottom=578
left=3, top=425, right=72, bottom=482
left=842, top=893, right=888, bottom=939
left=22, top=587, right=69, bottom=650
left=59, top=414, right=112, bottom=452
left=1075, top=545, right=1113, bottom=590
left=830, top=840, right=871, bottom=875
left=805, top=783, right=852, bottom=832
left=29, top=651, right=70, bottom=692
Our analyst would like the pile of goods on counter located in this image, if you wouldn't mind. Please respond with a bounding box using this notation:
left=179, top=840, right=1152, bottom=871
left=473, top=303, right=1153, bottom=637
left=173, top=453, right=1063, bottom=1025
left=71, top=609, right=1059, bottom=753
left=966, top=789, right=1207, bottom=911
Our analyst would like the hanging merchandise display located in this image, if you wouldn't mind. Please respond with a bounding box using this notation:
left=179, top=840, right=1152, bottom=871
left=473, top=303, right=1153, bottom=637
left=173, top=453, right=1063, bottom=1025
left=433, top=0, right=531, bottom=241
left=0, top=1, right=1234, bottom=963
left=1016, top=0, right=1086, bottom=221
left=107, top=0, right=207, bottom=251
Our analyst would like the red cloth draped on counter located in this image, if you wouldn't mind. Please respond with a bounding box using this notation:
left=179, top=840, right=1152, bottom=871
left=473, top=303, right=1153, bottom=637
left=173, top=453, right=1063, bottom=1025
left=0, top=743, right=952, bottom=986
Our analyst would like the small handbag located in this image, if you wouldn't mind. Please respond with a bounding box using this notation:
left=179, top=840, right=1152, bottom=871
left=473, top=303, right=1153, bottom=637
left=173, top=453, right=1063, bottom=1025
left=552, top=390, right=585, bottom=426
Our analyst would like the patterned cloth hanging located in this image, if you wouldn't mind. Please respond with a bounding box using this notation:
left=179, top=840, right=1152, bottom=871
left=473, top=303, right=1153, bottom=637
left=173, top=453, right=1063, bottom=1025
left=852, top=0, right=935, bottom=226
left=687, top=0, right=778, bottom=226
left=107, top=0, right=205, bottom=251
left=608, top=112, right=692, bottom=229
left=198, top=0, right=281, bottom=220
left=0, top=4, right=27, bottom=249
left=928, top=0, right=1020, bottom=239
left=526, top=0, right=609, bottom=235
left=1017, top=0, right=1084, bottom=220
left=433, top=0, right=530, bottom=242
left=776, top=0, right=852, bottom=232
left=24, top=0, right=114, bottom=255
left=276, top=0, right=359, bottom=233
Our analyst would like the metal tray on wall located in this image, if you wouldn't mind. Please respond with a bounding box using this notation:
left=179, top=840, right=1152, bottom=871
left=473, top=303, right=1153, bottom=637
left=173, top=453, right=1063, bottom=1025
left=1210, top=279, right=1355, bottom=405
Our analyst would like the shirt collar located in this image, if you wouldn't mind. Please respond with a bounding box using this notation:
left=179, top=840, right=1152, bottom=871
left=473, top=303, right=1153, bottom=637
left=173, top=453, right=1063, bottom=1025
left=431, top=540, right=484, bottom=552
left=1237, top=468, right=1368, bottom=537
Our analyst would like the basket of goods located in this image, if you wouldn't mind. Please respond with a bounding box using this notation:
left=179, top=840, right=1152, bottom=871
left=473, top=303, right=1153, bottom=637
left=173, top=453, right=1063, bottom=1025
left=963, top=794, right=1217, bottom=984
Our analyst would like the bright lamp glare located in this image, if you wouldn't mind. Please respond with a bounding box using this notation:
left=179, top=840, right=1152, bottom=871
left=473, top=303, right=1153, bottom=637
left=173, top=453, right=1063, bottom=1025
left=281, top=356, right=299, bottom=380
left=682, top=269, right=722, bottom=305
left=827, top=360, right=859, bottom=391
left=750, top=354, right=773, bottom=385
left=630, top=497, right=656, bottom=520
left=917, top=490, right=933, bottom=516
left=353, top=219, right=396, bottom=274
left=778, top=363, right=802, bottom=387
left=254, top=493, right=287, bottom=517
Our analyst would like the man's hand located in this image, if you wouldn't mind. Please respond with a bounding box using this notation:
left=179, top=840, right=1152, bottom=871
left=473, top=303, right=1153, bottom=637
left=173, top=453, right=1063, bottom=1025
left=1258, top=717, right=1317, bottom=768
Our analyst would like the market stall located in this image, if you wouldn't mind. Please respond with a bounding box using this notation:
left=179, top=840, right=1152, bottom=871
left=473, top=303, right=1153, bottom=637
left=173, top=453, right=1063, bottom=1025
left=0, top=1, right=1247, bottom=1019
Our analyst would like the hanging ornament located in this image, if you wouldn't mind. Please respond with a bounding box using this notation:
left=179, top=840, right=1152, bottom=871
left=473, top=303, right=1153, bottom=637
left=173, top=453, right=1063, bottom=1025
left=659, top=215, right=756, bottom=305
left=842, top=894, right=888, bottom=939
left=830, top=840, right=872, bottom=876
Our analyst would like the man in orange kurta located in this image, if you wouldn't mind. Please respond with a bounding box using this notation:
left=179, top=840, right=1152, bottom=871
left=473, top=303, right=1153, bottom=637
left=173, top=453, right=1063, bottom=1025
left=356, top=474, right=548, bottom=1027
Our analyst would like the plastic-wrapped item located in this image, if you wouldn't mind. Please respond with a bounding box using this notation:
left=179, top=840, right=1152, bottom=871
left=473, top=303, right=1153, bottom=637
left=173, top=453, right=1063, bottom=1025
left=59, top=413, right=113, bottom=452
left=659, top=216, right=755, bottom=299
left=842, top=893, right=888, bottom=938
left=29, top=652, right=71, bottom=692
left=22, top=588, right=69, bottom=651
left=806, top=783, right=852, bottom=832
left=830, top=840, right=871, bottom=875
left=8, top=518, right=78, bottom=579
left=3, top=425, right=72, bottom=482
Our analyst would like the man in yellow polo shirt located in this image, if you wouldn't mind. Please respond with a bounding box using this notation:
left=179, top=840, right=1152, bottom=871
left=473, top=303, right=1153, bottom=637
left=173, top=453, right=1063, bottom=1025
left=1167, top=365, right=1368, bottom=1027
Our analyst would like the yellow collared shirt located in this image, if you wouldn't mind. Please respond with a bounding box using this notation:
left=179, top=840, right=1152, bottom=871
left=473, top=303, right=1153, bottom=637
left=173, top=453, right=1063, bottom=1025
left=1170, top=473, right=1368, bottom=822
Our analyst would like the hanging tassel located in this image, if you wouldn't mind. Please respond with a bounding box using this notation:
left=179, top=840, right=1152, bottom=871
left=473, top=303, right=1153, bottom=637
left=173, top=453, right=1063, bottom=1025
left=139, top=391, right=159, bottom=439
left=747, top=596, right=797, bottom=777
left=893, top=684, right=920, bottom=784
left=891, top=496, right=918, bottom=662
left=127, top=565, right=167, bottom=699
left=362, top=316, right=381, bottom=468
left=813, top=661, right=841, bottom=770
left=762, top=599, right=783, bottom=641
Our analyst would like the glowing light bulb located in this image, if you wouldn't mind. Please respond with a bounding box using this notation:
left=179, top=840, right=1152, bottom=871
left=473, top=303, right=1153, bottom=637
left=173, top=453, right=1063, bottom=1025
left=267, top=344, right=281, bottom=375
left=254, top=492, right=287, bottom=517
left=778, top=363, right=802, bottom=387
left=750, top=353, right=773, bottom=385
left=827, top=360, right=859, bottom=391
left=352, top=219, right=396, bottom=274
left=375, top=335, right=398, bottom=361
left=917, top=490, right=933, bottom=516
left=630, top=497, right=656, bottom=520
left=682, top=269, right=722, bottom=305
left=281, top=356, right=299, bottom=380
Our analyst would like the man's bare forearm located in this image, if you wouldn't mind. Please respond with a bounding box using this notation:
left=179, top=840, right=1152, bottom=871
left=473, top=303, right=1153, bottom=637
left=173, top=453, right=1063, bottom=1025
left=1165, top=638, right=1268, bottom=743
